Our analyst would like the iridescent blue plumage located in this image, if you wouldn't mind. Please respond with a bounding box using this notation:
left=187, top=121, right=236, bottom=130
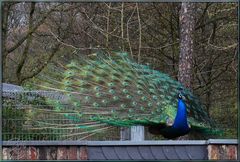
left=172, top=95, right=190, bottom=132
left=149, top=94, right=190, bottom=139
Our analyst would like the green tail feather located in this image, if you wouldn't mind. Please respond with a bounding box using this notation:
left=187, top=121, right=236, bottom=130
left=24, top=50, right=215, bottom=138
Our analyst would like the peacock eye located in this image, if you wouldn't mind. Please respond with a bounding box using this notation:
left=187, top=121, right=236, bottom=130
left=178, top=94, right=182, bottom=98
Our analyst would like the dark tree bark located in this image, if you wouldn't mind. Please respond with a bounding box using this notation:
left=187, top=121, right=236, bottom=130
left=178, top=2, right=196, bottom=89
left=2, top=3, right=61, bottom=85
left=2, top=2, right=16, bottom=68
left=16, top=2, right=36, bottom=84
left=177, top=2, right=196, bottom=140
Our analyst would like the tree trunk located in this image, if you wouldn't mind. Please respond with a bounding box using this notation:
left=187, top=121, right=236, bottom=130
left=2, top=3, right=14, bottom=82
left=178, top=2, right=196, bottom=140
left=178, top=2, right=196, bottom=89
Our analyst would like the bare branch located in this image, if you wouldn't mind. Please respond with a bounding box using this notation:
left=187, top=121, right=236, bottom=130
left=126, top=4, right=137, bottom=58
left=121, top=2, right=124, bottom=51
left=6, top=4, right=62, bottom=55
left=106, top=3, right=111, bottom=48
left=136, top=3, right=142, bottom=63
left=20, top=43, right=61, bottom=83
left=49, top=30, right=105, bottom=50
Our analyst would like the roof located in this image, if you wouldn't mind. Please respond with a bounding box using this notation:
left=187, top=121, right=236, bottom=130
left=3, top=140, right=237, bottom=160
left=2, top=83, right=24, bottom=91
left=88, top=145, right=207, bottom=160
left=2, top=83, right=66, bottom=100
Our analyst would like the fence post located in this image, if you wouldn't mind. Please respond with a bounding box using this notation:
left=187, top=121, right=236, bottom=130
left=120, top=127, right=130, bottom=140
left=130, top=126, right=145, bottom=141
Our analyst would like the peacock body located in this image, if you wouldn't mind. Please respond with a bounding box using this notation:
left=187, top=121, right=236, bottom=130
left=27, top=51, right=217, bottom=139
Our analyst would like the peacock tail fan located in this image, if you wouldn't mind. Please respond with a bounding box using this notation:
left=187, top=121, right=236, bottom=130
left=24, top=50, right=215, bottom=139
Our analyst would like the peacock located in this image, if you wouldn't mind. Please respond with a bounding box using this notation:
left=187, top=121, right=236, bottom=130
left=24, top=50, right=220, bottom=140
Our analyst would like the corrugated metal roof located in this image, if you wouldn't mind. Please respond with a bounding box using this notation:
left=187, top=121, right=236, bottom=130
left=3, top=140, right=237, bottom=160
left=87, top=145, right=208, bottom=160
left=2, top=83, right=66, bottom=100
left=2, top=83, right=24, bottom=91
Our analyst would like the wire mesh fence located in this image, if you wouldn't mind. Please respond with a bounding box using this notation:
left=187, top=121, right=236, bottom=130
left=2, top=90, right=163, bottom=141
left=2, top=86, right=123, bottom=141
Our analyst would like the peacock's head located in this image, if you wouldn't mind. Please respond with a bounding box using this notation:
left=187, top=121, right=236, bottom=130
left=178, top=92, right=186, bottom=100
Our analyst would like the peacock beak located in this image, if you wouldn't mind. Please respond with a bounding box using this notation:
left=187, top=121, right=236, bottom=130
left=182, top=95, right=186, bottom=100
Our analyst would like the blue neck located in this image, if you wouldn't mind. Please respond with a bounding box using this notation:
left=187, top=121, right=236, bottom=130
left=172, top=98, right=189, bottom=129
